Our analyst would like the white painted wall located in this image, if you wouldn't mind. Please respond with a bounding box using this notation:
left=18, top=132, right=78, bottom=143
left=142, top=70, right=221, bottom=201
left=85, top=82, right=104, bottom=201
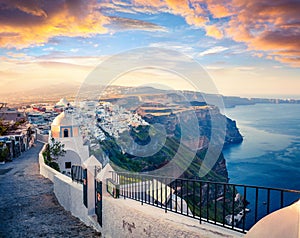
left=39, top=145, right=101, bottom=231
left=58, top=149, right=81, bottom=175
left=39, top=145, right=243, bottom=238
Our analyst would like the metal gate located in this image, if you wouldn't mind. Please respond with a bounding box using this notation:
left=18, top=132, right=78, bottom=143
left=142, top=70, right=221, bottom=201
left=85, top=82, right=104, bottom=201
left=83, top=169, right=88, bottom=207
left=95, top=180, right=102, bottom=227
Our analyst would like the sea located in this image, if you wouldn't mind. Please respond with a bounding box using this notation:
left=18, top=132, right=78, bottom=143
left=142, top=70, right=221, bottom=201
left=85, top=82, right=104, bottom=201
left=223, top=103, right=300, bottom=190
left=223, top=103, right=300, bottom=229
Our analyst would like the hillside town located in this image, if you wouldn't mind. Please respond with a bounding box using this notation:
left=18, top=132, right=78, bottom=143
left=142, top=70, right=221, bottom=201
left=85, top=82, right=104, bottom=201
left=0, top=98, right=148, bottom=166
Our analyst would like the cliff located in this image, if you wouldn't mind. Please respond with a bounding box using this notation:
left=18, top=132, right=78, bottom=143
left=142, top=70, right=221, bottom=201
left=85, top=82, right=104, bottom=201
left=136, top=103, right=243, bottom=148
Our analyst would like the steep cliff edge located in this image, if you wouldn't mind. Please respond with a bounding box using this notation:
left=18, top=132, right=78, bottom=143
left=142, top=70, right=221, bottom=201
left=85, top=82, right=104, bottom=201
left=135, top=103, right=243, bottom=149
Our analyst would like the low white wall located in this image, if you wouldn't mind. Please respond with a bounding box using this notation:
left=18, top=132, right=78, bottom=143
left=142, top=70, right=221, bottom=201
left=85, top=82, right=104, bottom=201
left=39, top=146, right=243, bottom=238
left=98, top=190, right=244, bottom=238
left=38, top=144, right=61, bottom=182
left=39, top=145, right=101, bottom=231
left=36, top=133, right=49, bottom=143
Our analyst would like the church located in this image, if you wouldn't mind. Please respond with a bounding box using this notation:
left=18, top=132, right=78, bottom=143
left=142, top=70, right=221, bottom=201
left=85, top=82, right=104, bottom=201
left=50, top=106, right=89, bottom=176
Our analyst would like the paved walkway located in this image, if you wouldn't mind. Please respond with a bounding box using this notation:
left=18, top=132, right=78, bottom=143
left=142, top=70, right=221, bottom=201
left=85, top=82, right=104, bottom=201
left=0, top=142, right=101, bottom=238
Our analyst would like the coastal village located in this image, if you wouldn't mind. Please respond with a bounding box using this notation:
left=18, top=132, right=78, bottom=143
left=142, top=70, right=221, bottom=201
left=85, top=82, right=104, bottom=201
left=0, top=98, right=148, bottom=171
left=1, top=97, right=299, bottom=238
left=1, top=97, right=246, bottom=224
left=0, top=97, right=195, bottom=223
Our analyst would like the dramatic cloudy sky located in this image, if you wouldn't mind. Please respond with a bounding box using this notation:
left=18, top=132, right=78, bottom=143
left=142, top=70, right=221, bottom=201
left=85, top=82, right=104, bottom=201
left=0, top=0, right=300, bottom=98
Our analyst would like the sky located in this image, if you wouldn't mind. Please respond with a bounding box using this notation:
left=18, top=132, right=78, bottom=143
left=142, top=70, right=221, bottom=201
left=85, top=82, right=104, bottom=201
left=0, top=0, right=300, bottom=99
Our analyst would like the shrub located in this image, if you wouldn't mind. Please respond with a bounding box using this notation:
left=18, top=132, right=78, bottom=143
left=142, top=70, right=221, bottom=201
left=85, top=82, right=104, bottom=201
left=42, top=142, right=63, bottom=172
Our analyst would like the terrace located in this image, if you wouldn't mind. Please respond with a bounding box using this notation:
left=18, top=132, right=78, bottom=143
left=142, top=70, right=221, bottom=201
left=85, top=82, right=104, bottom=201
left=107, top=171, right=300, bottom=234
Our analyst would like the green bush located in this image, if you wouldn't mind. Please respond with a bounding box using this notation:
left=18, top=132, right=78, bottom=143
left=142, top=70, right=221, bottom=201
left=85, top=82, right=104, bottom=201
left=0, top=146, right=9, bottom=162
left=49, top=161, right=60, bottom=172
left=42, top=143, right=62, bottom=172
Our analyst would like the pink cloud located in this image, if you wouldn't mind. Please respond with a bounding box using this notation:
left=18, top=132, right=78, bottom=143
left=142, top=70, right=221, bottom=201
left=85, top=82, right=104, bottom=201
left=0, top=0, right=109, bottom=48
left=0, top=0, right=299, bottom=67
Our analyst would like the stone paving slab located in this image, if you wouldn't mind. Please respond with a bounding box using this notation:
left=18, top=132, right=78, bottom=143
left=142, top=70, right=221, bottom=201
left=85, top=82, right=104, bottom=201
left=0, top=142, right=101, bottom=238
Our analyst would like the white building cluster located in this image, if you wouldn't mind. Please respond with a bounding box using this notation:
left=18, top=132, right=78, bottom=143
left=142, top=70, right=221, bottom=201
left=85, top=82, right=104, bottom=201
left=49, top=99, right=148, bottom=174
left=96, top=102, right=148, bottom=139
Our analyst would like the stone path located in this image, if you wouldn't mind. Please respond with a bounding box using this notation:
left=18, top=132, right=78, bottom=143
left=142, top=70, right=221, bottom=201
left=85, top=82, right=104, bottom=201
left=0, top=142, right=101, bottom=238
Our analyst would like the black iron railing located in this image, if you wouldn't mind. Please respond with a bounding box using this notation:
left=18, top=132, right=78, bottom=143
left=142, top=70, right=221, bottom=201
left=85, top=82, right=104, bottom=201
left=110, top=171, right=300, bottom=234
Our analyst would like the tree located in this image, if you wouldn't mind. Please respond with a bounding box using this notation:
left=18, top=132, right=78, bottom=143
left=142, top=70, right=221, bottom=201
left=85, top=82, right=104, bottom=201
left=42, top=138, right=66, bottom=172
left=49, top=137, right=66, bottom=160
left=0, top=119, right=9, bottom=136
left=0, top=146, right=9, bottom=162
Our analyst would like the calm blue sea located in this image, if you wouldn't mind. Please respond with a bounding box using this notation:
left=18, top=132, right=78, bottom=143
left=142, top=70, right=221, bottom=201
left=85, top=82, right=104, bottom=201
left=223, top=103, right=300, bottom=229
left=223, top=103, right=300, bottom=190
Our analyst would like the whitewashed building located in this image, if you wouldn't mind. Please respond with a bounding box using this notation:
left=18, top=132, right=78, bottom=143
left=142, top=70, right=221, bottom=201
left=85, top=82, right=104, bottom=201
left=50, top=109, right=89, bottom=175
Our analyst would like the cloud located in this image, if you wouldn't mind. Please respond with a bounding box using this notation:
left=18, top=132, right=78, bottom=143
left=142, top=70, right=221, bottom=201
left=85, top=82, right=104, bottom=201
left=6, top=52, right=29, bottom=59
left=132, top=0, right=208, bottom=26
left=205, top=25, right=223, bottom=39
left=148, top=42, right=194, bottom=55
left=107, top=16, right=167, bottom=32
left=224, top=0, right=300, bottom=67
left=70, top=48, right=79, bottom=53
left=123, top=0, right=300, bottom=67
left=198, top=46, right=228, bottom=57
left=0, top=0, right=299, bottom=67
left=206, top=2, right=232, bottom=18
left=0, top=55, right=105, bottom=95
left=0, top=0, right=108, bottom=49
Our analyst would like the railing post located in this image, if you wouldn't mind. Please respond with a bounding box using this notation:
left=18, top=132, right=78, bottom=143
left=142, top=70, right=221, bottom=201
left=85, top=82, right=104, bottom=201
left=165, top=177, right=167, bottom=213
left=214, top=183, right=217, bottom=224
left=222, top=184, right=226, bottom=226
left=242, top=186, right=247, bottom=232
left=161, top=179, right=163, bottom=208
left=231, top=185, right=235, bottom=229
left=207, top=182, right=210, bottom=222
left=124, top=174, right=126, bottom=199
left=175, top=179, right=178, bottom=212
left=180, top=179, right=183, bottom=214
left=186, top=180, right=189, bottom=216
left=255, top=188, right=259, bottom=223
left=267, top=188, right=270, bottom=214
left=280, top=191, right=284, bottom=208
left=141, top=174, right=143, bottom=205
left=156, top=179, right=158, bottom=207
left=192, top=180, right=195, bottom=218
left=199, top=181, right=202, bottom=224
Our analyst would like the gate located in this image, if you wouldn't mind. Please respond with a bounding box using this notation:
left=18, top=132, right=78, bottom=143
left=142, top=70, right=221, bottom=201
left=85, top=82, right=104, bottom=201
left=71, top=165, right=83, bottom=183
left=95, top=180, right=102, bottom=227
left=83, top=169, right=88, bottom=207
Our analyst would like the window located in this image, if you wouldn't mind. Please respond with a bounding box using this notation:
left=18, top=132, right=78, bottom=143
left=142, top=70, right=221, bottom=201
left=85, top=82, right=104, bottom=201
left=63, top=128, right=69, bottom=137
left=65, top=162, right=71, bottom=169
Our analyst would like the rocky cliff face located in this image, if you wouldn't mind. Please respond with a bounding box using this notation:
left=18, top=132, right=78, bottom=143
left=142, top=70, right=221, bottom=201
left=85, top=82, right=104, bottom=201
left=225, top=117, right=243, bottom=145
left=136, top=104, right=243, bottom=149
left=133, top=102, right=243, bottom=183
left=102, top=92, right=243, bottom=182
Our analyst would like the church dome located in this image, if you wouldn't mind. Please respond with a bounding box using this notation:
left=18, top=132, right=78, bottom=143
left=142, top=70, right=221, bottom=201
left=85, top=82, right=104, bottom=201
left=52, top=112, right=73, bottom=126
left=56, top=98, right=70, bottom=107
left=51, top=111, right=79, bottom=138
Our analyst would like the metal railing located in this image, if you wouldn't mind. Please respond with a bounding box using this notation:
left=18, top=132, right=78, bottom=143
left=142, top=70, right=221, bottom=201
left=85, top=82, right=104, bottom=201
left=111, top=171, right=300, bottom=233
